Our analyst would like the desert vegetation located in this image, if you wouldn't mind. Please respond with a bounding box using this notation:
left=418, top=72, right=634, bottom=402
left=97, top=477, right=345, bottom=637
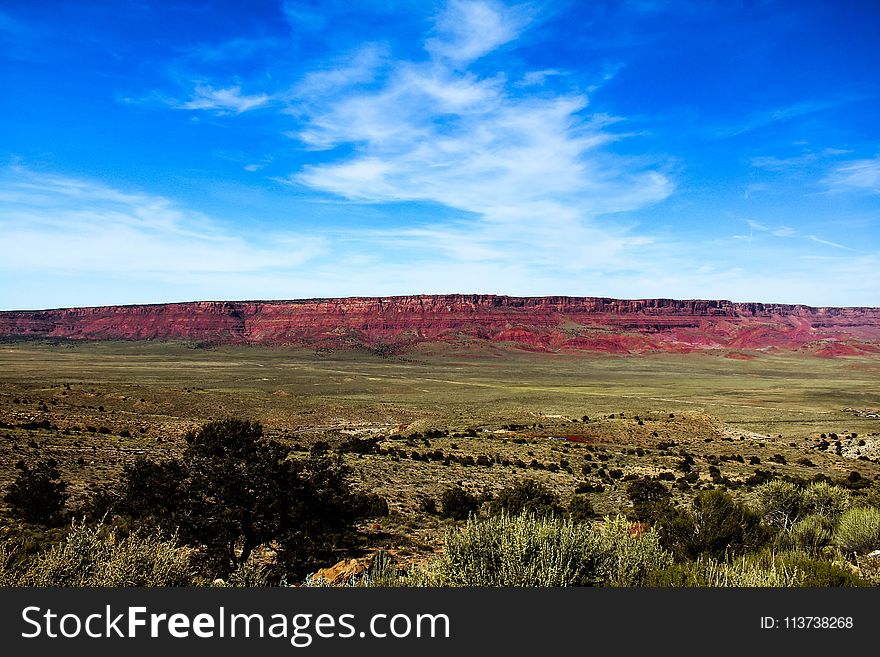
left=1, top=341, right=879, bottom=586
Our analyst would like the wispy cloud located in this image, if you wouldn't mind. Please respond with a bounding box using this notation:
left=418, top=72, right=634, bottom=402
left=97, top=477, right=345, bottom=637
left=425, top=0, right=534, bottom=64
left=750, top=153, right=818, bottom=171
left=822, top=157, right=880, bottom=194
left=0, top=168, right=324, bottom=279
left=292, top=43, right=389, bottom=99
left=184, top=36, right=284, bottom=63
left=284, top=1, right=672, bottom=268
left=736, top=219, right=856, bottom=253
left=716, top=97, right=857, bottom=138
left=807, top=234, right=856, bottom=251
left=179, top=84, right=271, bottom=114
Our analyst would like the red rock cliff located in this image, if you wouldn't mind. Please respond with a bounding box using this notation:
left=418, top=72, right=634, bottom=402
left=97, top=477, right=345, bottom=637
left=1, top=295, right=878, bottom=355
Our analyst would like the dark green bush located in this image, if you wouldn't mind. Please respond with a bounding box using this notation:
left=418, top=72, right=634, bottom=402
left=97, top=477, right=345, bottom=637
left=112, top=419, right=366, bottom=579
left=780, top=553, right=867, bottom=587
left=4, top=458, right=68, bottom=526
left=626, top=479, right=672, bottom=523
left=487, top=480, right=563, bottom=518
left=439, top=486, right=480, bottom=520
left=658, top=490, right=770, bottom=561
left=567, top=495, right=595, bottom=523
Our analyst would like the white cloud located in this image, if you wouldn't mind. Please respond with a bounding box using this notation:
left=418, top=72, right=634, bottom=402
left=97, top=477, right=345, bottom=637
left=293, top=43, right=389, bottom=98
left=746, top=219, right=768, bottom=231
left=822, top=157, right=880, bottom=194
left=750, top=153, right=818, bottom=171
left=807, top=234, right=855, bottom=251
left=0, top=169, right=324, bottom=278
left=519, top=69, right=563, bottom=86
left=180, top=84, right=271, bottom=114
left=274, top=1, right=677, bottom=286
left=425, top=0, right=533, bottom=64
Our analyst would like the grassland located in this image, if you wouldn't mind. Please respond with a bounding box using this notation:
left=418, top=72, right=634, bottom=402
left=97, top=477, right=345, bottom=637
left=1, top=340, right=878, bottom=569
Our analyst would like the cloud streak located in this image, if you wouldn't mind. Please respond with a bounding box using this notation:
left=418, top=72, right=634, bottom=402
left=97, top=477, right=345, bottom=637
left=285, top=1, right=672, bottom=268
left=822, top=157, right=880, bottom=194
left=179, top=84, right=271, bottom=113
left=0, top=169, right=324, bottom=278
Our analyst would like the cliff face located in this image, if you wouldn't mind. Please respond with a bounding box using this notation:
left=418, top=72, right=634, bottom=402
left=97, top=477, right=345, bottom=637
left=1, top=295, right=879, bottom=356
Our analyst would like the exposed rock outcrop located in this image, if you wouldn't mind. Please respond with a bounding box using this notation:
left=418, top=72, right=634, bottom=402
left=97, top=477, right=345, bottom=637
left=1, top=295, right=878, bottom=355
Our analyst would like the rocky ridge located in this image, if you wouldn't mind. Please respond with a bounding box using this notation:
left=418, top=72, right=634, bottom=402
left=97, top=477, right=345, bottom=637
left=1, top=295, right=878, bottom=356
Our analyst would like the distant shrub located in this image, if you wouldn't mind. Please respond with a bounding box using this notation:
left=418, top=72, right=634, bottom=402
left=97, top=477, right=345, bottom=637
left=834, top=507, right=880, bottom=556
left=575, top=482, right=604, bottom=494
left=625, top=479, right=672, bottom=523
left=439, top=486, right=480, bottom=521
left=337, top=436, right=381, bottom=455
left=567, top=495, right=595, bottom=523
left=487, top=480, right=563, bottom=518
left=353, top=492, right=390, bottom=518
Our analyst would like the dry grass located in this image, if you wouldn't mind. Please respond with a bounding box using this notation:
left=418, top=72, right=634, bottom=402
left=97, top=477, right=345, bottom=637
left=1, top=340, right=878, bottom=566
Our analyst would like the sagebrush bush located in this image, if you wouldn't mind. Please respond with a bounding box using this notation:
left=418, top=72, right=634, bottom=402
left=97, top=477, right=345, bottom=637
left=0, top=542, right=19, bottom=587
left=757, top=480, right=851, bottom=532
left=416, top=513, right=671, bottom=587
left=422, top=512, right=600, bottom=586
left=802, top=481, right=850, bottom=521
left=11, top=520, right=196, bottom=587
left=788, top=514, right=833, bottom=555
left=595, top=515, right=672, bottom=587
left=223, top=557, right=271, bottom=587
left=647, top=555, right=802, bottom=587
left=756, top=480, right=803, bottom=530
left=833, top=506, right=880, bottom=556
left=776, top=552, right=866, bottom=587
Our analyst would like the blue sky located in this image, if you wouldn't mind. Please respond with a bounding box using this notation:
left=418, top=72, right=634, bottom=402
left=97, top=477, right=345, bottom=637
left=1, top=0, right=878, bottom=310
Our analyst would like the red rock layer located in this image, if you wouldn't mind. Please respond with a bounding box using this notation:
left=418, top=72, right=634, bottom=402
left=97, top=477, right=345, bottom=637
left=1, top=295, right=879, bottom=355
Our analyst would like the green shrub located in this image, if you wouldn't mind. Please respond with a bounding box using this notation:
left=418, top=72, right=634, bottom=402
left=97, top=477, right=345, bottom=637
left=12, top=520, right=195, bottom=587
left=422, top=513, right=600, bottom=586
left=4, top=458, right=68, bottom=526
left=224, top=557, right=271, bottom=587
left=778, top=553, right=866, bottom=587
left=756, top=480, right=803, bottom=530
left=486, top=480, right=563, bottom=518
left=659, top=490, right=769, bottom=561
left=802, top=481, right=850, bottom=521
left=646, top=555, right=801, bottom=587
left=788, top=514, right=833, bottom=555
left=439, top=486, right=480, bottom=520
left=833, top=506, right=880, bottom=556
left=595, top=515, right=673, bottom=587
left=418, top=513, right=671, bottom=587
left=567, top=495, right=595, bottom=523
left=625, top=478, right=672, bottom=522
